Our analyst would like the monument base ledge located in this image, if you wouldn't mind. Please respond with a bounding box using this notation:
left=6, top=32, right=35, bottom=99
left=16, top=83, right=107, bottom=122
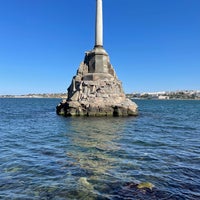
left=56, top=98, right=138, bottom=117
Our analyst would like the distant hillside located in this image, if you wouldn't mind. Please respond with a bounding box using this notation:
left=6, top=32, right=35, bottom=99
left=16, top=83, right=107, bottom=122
left=0, top=93, right=67, bottom=99
left=127, top=90, right=200, bottom=100
left=1, top=90, right=200, bottom=100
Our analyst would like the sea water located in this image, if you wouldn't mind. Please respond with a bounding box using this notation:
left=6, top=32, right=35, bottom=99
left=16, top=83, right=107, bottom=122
left=0, top=98, right=200, bottom=199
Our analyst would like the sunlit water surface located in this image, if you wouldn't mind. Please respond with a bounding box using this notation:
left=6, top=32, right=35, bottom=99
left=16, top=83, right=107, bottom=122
left=0, top=98, right=200, bottom=199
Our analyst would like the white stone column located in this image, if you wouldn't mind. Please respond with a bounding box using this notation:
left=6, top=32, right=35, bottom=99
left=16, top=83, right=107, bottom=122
left=95, top=0, right=103, bottom=47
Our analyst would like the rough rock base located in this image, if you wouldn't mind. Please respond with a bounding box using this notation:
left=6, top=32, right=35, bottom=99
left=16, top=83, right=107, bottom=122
left=56, top=98, right=138, bottom=117
left=56, top=48, right=138, bottom=117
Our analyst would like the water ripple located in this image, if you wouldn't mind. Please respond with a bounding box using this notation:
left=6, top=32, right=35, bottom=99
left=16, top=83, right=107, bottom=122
left=0, top=99, right=200, bottom=199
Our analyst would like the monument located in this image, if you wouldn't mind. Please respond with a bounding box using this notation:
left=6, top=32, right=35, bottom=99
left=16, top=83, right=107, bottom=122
left=56, top=0, right=138, bottom=116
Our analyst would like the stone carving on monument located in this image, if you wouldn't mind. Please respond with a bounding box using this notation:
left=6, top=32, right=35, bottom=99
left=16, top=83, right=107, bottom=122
left=56, top=0, right=138, bottom=116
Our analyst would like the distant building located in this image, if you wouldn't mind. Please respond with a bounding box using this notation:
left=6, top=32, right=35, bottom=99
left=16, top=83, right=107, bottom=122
left=158, top=95, right=170, bottom=100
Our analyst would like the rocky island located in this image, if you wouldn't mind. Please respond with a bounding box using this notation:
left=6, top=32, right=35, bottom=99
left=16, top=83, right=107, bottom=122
left=56, top=0, right=138, bottom=117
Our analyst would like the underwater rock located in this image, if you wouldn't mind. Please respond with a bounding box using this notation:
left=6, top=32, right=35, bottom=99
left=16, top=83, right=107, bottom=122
left=137, top=182, right=155, bottom=190
left=78, top=177, right=94, bottom=190
left=124, top=181, right=155, bottom=191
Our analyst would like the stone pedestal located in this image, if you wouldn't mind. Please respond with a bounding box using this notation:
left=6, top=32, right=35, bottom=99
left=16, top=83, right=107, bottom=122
left=84, top=47, right=116, bottom=78
left=56, top=47, right=138, bottom=117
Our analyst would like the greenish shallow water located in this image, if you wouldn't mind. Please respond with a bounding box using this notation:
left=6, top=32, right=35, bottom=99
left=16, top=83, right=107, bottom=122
left=0, top=98, right=200, bottom=199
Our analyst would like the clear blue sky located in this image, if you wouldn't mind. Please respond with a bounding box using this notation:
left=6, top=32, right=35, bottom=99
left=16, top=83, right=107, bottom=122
left=0, top=0, right=199, bottom=95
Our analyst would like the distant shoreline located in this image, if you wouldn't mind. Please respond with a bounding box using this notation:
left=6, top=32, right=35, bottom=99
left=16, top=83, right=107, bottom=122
left=127, top=90, right=200, bottom=100
left=0, top=93, right=67, bottom=99
left=0, top=97, right=200, bottom=100
left=0, top=90, right=200, bottom=100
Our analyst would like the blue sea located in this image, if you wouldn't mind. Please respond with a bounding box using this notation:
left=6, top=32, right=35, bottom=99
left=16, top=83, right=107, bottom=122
left=0, top=98, right=200, bottom=200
